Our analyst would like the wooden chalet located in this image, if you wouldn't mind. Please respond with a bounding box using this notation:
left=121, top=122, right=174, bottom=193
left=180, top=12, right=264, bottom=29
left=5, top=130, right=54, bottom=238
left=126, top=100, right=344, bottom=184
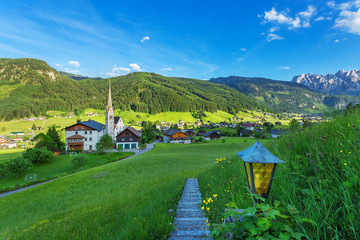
left=116, top=126, right=141, bottom=150
left=181, top=129, right=196, bottom=136
left=196, top=129, right=207, bottom=136
left=163, top=129, right=191, bottom=144
left=203, top=131, right=221, bottom=140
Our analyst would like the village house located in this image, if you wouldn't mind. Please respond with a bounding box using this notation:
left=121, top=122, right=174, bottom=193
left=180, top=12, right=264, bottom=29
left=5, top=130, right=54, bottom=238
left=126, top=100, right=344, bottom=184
left=116, top=126, right=141, bottom=150
left=10, top=131, right=25, bottom=136
left=196, top=129, right=207, bottom=136
left=203, top=131, right=221, bottom=140
left=65, top=119, right=105, bottom=151
left=239, top=129, right=253, bottom=137
left=12, top=137, right=23, bottom=142
left=163, top=129, right=191, bottom=144
left=181, top=129, right=196, bottom=137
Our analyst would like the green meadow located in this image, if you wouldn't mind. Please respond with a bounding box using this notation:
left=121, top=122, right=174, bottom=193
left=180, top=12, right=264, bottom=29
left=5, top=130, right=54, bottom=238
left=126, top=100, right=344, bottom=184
left=0, top=140, right=257, bottom=240
left=0, top=152, right=133, bottom=192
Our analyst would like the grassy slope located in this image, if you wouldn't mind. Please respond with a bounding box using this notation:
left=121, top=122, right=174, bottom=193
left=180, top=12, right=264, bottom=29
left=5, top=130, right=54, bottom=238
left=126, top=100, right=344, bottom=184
left=0, top=140, right=256, bottom=240
left=0, top=152, right=133, bottom=190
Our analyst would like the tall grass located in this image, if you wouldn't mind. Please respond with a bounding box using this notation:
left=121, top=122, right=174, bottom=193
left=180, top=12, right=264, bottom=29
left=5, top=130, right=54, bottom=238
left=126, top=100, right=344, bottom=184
left=270, top=109, right=360, bottom=239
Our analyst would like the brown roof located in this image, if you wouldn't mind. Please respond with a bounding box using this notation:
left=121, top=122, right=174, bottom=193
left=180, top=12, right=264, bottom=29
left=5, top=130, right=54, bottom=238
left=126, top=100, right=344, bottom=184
left=118, top=126, right=141, bottom=137
left=67, top=134, right=85, bottom=139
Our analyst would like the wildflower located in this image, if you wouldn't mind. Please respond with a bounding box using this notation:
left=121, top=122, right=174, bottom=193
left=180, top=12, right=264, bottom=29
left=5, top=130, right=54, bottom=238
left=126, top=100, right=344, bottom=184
left=203, top=200, right=206, bottom=203
left=318, top=152, right=323, bottom=157
left=344, top=163, right=347, bottom=166
left=340, top=150, right=343, bottom=153
left=207, top=207, right=210, bottom=211
left=213, top=194, right=218, bottom=198
left=206, top=219, right=208, bottom=223
left=348, top=152, right=351, bottom=154
left=306, top=153, right=311, bottom=157
left=201, top=206, right=204, bottom=210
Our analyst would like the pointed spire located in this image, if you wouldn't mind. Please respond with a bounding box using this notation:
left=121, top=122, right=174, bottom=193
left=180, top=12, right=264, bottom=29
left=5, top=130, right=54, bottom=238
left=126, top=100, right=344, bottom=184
left=107, top=79, right=112, bottom=111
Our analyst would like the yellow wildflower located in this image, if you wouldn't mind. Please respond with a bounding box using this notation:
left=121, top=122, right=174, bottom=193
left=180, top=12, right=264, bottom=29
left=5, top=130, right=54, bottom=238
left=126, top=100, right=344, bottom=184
left=348, top=152, right=351, bottom=154
left=213, top=194, right=218, bottom=198
left=201, top=206, right=204, bottom=210
left=344, top=163, right=347, bottom=166
left=340, top=150, right=343, bottom=153
left=207, top=207, right=210, bottom=211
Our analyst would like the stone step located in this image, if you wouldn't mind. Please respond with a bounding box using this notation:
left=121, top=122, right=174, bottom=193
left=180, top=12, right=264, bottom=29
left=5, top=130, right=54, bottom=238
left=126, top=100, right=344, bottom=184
left=169, top=178, right=212, bottom=240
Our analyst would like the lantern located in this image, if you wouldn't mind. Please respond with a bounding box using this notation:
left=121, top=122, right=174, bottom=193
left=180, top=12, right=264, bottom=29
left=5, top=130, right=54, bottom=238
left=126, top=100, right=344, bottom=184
left=237, top=140, right=285, bottom=202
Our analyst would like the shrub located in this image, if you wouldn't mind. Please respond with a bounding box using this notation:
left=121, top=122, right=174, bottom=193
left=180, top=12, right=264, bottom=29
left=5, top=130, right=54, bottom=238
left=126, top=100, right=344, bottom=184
left=23, top=147, right=54, bottom=165
left=6, top=157, right=33, bottom=178
left=211, top=201, right=305, bottom=239
left=71, top=154, right=89, bottom=168
left=96, top=134, right=113, bottom=153
left=0, top=161, right=8, bottom=177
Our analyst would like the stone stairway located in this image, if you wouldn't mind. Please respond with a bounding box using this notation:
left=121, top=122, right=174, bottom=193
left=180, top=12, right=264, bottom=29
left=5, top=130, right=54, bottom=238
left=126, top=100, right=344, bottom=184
left=169, top=178, right=212, bottom=240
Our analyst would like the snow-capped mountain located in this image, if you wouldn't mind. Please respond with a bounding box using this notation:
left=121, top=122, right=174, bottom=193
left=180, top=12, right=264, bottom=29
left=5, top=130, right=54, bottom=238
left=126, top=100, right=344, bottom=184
left=292, top=69, right=360, bottom=95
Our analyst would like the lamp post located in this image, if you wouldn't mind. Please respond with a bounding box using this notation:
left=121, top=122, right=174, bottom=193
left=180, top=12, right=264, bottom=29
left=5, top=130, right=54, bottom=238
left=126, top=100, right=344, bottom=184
left=237, top=140, right=285, bottom=203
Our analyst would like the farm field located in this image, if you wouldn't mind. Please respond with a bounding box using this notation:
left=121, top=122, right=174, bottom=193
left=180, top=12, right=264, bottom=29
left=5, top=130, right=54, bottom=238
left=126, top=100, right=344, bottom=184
left=0, top=139, right=261, bottom=240
left=0, top=152, right=133, bottom=192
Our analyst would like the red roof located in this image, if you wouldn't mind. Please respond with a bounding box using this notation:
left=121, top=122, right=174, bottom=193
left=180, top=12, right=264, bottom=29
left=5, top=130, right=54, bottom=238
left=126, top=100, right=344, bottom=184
left=67, top=134, right=85, bottom=139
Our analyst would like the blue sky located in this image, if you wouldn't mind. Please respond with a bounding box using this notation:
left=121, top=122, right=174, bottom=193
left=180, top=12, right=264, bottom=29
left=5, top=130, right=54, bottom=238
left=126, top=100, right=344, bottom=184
left=0, top=0, right=359, bottom=81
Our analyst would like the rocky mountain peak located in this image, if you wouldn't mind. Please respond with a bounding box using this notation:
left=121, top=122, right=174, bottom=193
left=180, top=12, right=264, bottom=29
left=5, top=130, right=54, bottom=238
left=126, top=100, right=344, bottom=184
left=292, top=69, right=360, bottom=95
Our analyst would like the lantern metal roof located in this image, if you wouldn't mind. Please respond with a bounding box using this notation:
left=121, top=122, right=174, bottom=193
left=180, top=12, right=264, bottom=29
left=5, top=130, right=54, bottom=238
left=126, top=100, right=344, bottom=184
left=236, top=140, right=285, bottom=164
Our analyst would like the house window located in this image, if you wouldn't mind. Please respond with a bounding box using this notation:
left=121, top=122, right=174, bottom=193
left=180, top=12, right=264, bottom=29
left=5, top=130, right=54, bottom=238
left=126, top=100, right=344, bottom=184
left=85, top=138, right=87, bottom=141
left=90, top=131, right=92, bottom=134
left=89, top=137, right=92, bottom=141
left=81, top=126, right=84, bottom=130
left=129, top=138, right=133, bottom=141
left=85, top=131, right=87, bottom=134
left=121, top=138, right=125, bottom=141
left=75, top=127, right=79, bottom=130
left=75, top=131, right=78, bottom=134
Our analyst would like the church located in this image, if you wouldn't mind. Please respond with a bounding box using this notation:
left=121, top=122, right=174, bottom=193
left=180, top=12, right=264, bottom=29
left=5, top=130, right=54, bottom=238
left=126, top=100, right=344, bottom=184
left=65, top=80, right=128, bottom=151
left=105, top=79, right=125, bottom=140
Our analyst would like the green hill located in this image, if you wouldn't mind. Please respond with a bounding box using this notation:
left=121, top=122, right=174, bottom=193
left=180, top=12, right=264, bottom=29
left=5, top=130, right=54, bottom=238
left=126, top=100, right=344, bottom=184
left=0, top=58, right=264, bottom=120
left=209, top=76, right=357, bottom=113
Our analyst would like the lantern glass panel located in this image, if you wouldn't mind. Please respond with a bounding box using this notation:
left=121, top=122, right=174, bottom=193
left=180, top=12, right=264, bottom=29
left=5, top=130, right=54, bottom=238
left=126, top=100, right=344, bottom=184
left=244, top=162, right=253, bottom=189
left=252, top=163, right=274, bottom=195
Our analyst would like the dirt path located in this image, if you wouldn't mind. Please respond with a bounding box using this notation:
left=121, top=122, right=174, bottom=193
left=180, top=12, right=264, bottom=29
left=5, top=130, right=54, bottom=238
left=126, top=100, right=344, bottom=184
left=0, top=141, right=159, bottom=198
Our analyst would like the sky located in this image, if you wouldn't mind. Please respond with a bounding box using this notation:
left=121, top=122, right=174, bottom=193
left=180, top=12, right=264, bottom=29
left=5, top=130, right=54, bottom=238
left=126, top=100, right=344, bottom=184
left=0, top=0, right=360, bottom=81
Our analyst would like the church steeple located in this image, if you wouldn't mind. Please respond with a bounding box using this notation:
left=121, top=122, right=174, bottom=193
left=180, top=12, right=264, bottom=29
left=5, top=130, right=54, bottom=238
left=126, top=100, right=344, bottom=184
left=105, top=79, right=114, bottom=140
left=107, top=79, right=112, bottom=111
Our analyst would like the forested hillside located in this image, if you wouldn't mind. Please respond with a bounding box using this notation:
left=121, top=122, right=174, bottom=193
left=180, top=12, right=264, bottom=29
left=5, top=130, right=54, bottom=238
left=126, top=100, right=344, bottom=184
left=210, top=76, right=357, bottom=113
left=0, top=58, right=264, bottom=120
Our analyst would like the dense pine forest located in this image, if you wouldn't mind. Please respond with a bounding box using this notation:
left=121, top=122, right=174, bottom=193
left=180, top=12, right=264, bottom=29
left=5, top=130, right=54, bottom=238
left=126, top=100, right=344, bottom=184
left=0, top=58, right=264, bottom=120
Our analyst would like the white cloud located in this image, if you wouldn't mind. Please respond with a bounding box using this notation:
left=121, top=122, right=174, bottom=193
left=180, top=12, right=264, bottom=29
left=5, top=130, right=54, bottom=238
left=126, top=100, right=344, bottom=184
left=240, top=48, right=247, bottom=51
left=315, top=16, right=325, bottom=21
left=107, top=72, right=121, bottom=77
left=278, top=66, right=290, bottom=70
left=299, top=5, right=316, bottom=18
left=68, top=60, right=80, bottom=67
left=334, top=39, right=340, bottom=42
left=129, top=63, right=142, bottom=71
left=54, top=63, right=63, bottom=67
left=140, top=36, right=150, bottom=43
left=327, top=1, right=336, bottom=8
left=267, top=33, right=284, bottom=41
left=162, top=67, right=173, bottom=71
left=269, top=26, right=279, bottom=32
left=334, top=4, right=360, bottom=35
left=113, top=67, right=130, bottom=73
left=262, top=6, right=316, bottom=29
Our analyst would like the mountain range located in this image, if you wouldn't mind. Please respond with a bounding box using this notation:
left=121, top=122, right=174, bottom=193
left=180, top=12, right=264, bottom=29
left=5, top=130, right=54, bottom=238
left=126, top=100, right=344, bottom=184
left=0, top=58, right=263, bottom=120
left=292, top=69, right=360, bottom=96
left=0, top=58, right=358, bottom=121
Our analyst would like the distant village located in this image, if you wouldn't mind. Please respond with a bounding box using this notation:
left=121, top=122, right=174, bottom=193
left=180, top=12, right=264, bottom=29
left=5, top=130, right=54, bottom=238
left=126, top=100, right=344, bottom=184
left=0, top=81, right=325, bottom=151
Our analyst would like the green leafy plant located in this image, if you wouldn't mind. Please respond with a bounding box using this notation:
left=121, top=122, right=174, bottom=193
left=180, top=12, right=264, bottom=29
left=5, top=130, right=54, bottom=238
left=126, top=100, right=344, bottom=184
left=6, top=157, right=33, bottom=178
left=211, top=201, right=306, bottom=240
left=96, top=134, right=113, bottom=153
left=23, top=147, right=54, bottom=165
left=71, top=154, right=89, bottom=168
